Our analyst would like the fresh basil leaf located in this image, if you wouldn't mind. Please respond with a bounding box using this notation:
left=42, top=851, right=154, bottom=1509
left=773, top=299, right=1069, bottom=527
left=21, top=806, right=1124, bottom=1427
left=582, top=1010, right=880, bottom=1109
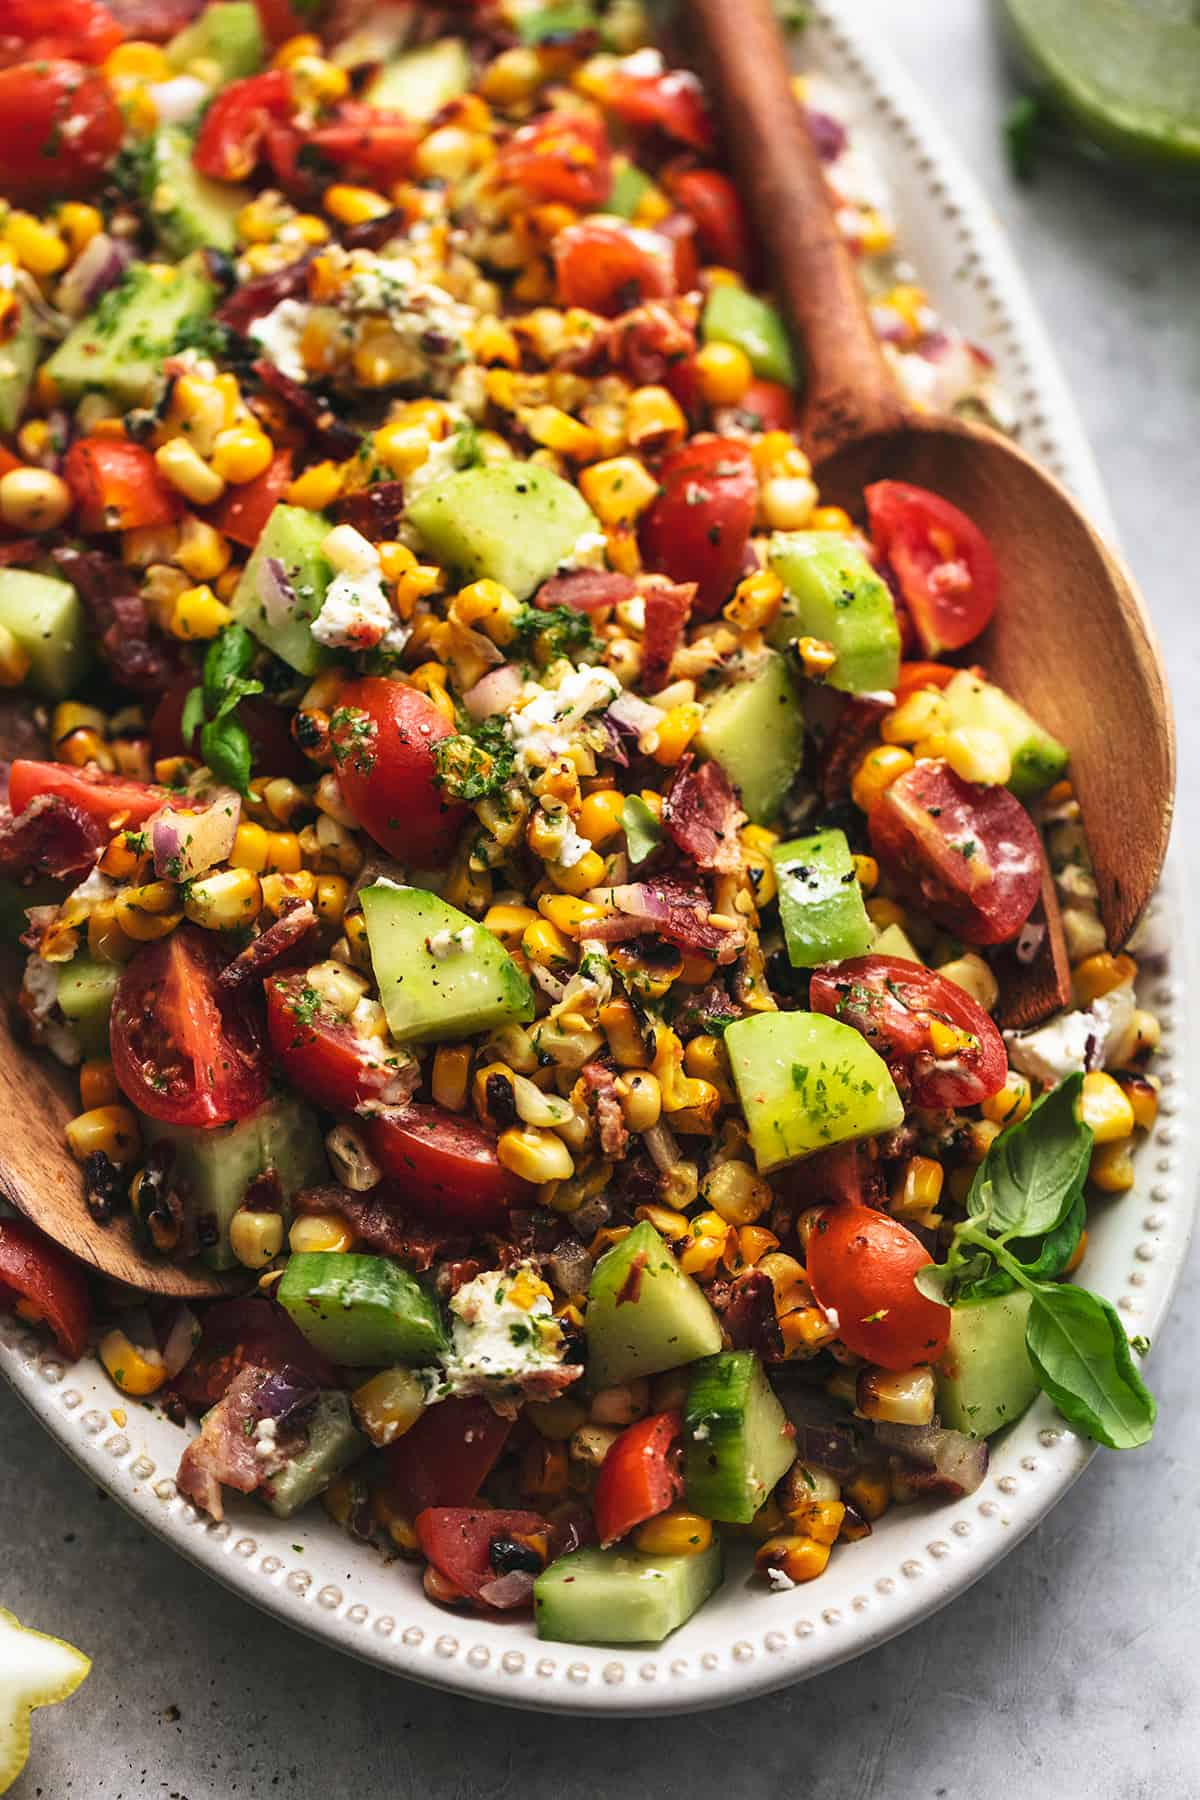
left=1024, top=1282, right=1156, bottom=1450
left=201, top=715, right=253, bottom=794
left=621, top=794, right=661, bottom=866
left=967, top=1073, right=1091, bottom=1242
left=962, top=1190, right=1087, bottom=1302
left=211, top=676, right=263, bottom=726
left=180, top=684, right=206, bottom=748
left=203, top=623, right=256, bottom=710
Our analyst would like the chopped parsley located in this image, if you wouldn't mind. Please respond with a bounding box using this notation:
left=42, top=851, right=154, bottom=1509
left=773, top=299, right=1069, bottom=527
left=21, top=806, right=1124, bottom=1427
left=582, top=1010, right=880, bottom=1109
left=511, top=603, right=601, bottom=665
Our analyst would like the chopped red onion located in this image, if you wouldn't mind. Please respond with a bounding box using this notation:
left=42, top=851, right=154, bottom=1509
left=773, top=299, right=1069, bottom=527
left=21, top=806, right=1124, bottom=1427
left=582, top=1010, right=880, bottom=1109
left=151, top=791, right=241, bottom=881
left=463, top=663, right=523, bottom=722
left=477, top=1570, right=536, bottom=1611
left=259, top=555, right=297, bottom=628
left=873, top=1421, right=989, bottom=1496
left=161, top=1304, right=200, bottom=1380
left=606, top=691, right=663, bottom=737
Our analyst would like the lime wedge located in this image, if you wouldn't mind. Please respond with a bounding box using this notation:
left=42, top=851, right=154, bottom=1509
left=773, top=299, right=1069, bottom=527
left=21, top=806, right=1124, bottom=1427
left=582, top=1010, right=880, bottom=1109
left=0, top=1608, right=91, bottom=1794
left=1004, top=0, right=1200, bottom=178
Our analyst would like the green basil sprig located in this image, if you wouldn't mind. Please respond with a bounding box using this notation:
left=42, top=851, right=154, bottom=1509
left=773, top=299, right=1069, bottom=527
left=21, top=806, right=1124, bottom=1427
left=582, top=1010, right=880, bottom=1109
left=181, top=625, right=263, bottom=795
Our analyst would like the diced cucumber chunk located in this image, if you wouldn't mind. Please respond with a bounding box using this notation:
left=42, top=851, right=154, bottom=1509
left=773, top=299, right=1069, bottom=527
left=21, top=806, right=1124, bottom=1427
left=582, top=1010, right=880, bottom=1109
left=773, top=827, right=873, bottom=966
left=871, top=920, right=922, bottom=963
left=145, top=125, right=247, bottom=256
left=702, top=284, right=797, bottom=387
left=940, top=669, right=1069, bottom=799
left=45, top=254, right=215, bottom=409
left=534, top=1540, right=723, bottom=1644
left=406, top=462, right=600, bottom=601
left=725, top=1010, right=904, bottom=1172
left=0, top=299, right=39, bottom=432
left=935, top=1289, right=1040, bottom=1438
left=363, top=37, right=471, bottom=117
left=695, top=651, right=804, bottom=825
left=230, top=503, right=334, bottom=674
left=0, top=569, right=89, bottom=698
left=260, top=1392, right=365, bottom=1518
left=56, top=956, right=119, bottom=1059
left=166, top=1, right=265, bottom=81
left=684, top=1351, right=795, bottom=1524
left=768, top=531, right=901, bottom=695
left=277, top=1252, right=447, bottom=1366
left=585, top=1221, right=723, bottom=1388
left=603, top=159, right=653, bottom=219
left=517, top=2, right=598, bottom=44
left=359, top=883, right=534, bottom=1044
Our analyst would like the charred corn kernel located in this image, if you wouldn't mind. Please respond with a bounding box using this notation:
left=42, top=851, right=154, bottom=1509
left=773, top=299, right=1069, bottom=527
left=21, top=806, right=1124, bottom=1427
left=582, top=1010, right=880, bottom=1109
left=944, top=725, right=1012, bottom=787
left=79, top=1059, right=119, bottom=1111
left=5, top=212, right=67, bottom=276
left=66, top=1105, right=141, bottom=1166
left=263, top=831, right=302, bottom=873
left=787, top=635, right=832, bottom=679
left=809, top=505, right=854, bottom=534
left=289, top=1213, right=354, bottom=1254
left=755, top=1535, right=831, bottom=1583
left=272, top=31, right=321, bottom=65
left=625, top=385, right=685, bottom=452
left=578, top=455, right=658, bottom=526
left=851, top=744, right=914, bottom=811
left=547, top=850, right=607, bottom=895
left=352, top=1368, right=428, bottom=1447
left=184, top=868, right=263, bottom=930
left=432, top=1044, right=472, bottom=1114
left=229, top=1209, right=285, bottom=1270
left=786, top=1499, right=846, bottom=1545
left=0, top=622, right=30, bottom=686
left=522, top=917, right=573, bottom=972
left=912, top=731, right=949, bottom=762
left=537, top=893, right=610, bottom=938
left=309, top=872, right=349, bottom=923
left=87, top=902, right=135, bottom=963
left=230, top=822, right=270, bottom=873
left=210, top=426, right=274, bottom=485
left=1127, top=1009, right=1161, bottom=1059
left=371, top=1490, right=418, bottom=1551
left=725, top=568, right=784, bottom=631
left=1081, top=1070, right=1136, bottom=1143
left=342, top=910, right=372, bottom=971
left=634, top=1203, right=689, bottom=1243
left=523, top=405, right=599, bottom=461
left=156, top=436, right=225, bottom=505
left=1117, top=1073, right=1159, bottom=1132
left=115, top=884, right=182, bottom=941
left=757, top=1251, right=806, bottom=1305
left=286, top=460, right=344, bottom=509
left=778, top=1306, right=836, bottom=1356
left=937, top=952, right=999, bottom=1013
left=0, top=466, right=72, bottom=532
left=678, top=1234, right=727, bottom=1280
left=414, top=124, right=485, bottom=182
left=325, top=184, right=391, bottom=225
left=99, top=1329, right=166, bottom=1396
left=845, top=1471, right=890, bottom=1522
left=235, top=196, right=286, bottom=243
left=981, top=1069, right=1033, bottom=1126
left=616, top=1070, right=662, bottom=1133
left=927, top=1017, right=974, bottom=1060
left=453, top=577, right=521, bottom=643
left=694, top=340, right=754, bottom=406
left=498, top=1126, right=575, bottom=1183
left=1089, top=1139, right=1134, bottom=1193
left=890, top=1155, right=944, bottom=1227
left=470, top=316, right=520, bottom=368
left=58, top=201, right=103, bottom=256
left=175, top=515, right=232, bottom=582
left=288, top=52, right=349, bottom=105
left=738, top=1224, right=779, bottom=1266
left=1073, top=951, right=1137, bottom=1006
left=16, top=418, right=57, bottom=465
left=702, top=1157, right=771, bottom=1226
left=105, top=39, right=170, bottom=78
left=848, top=855, right=878, bottom=896
left=649, top=702, right=703, bottom=767
left=482, top=904, right=537, bottom=950
left=685, top=1035, right=735, bottom=1104
left=480, top=43, right=543, bottom=102
left=751, top=430, right=807, bottom=479
left=575, top=788, right=624, bottom=847
left=881, top=688, right=950, bottom=745
left=259, top=871, right=316, bottom=915
left=58, top=726, right=111, bottom=770
left=634, top=1511, right=714, bottom=1556
left=599, top=998, right=647, bottom=1069
left=170, top=584, right=232, bottom=640
left=760, top=473, right=818, bottom=531
left=964, top=1118, right=1001, bottom=1164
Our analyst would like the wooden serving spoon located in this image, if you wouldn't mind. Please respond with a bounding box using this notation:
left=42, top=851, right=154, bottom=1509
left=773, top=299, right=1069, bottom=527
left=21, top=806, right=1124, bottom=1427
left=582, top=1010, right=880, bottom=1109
left=691, top=0, right=1175, bottom=1028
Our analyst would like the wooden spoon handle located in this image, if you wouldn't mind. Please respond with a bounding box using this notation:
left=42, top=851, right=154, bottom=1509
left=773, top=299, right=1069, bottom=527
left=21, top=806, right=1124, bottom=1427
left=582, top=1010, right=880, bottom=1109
left=690, top=0, right=903, bottom=457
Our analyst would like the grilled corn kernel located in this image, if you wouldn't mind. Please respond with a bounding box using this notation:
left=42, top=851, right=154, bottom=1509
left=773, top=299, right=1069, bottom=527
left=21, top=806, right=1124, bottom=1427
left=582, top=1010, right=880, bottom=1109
left=0, top=622, right=30, bottom=686
left=738, top=1224, right=780, bottom=1267
left=79, top=1058, right=119, bottom=1111
left=114, top=884, right=182, bottom=941
left=538, top=893, right=610, bottom=938
left=851, top=744, right=914, bottom=811
left=0, top=467, right=72, bottom=532
left=286, top=460, right=343, bottom=510
left=577, top=787, right=625, bottom=846
left=678, top=1231, right=728, bottom=1281
left=264, top=831, right=302, bottom=873
left=868, top=898, right=909, bottom=931
left=615, top=1070, right=662, bottom=1133
left=156, top=437, right=225, bottom=505
left=599, top=998, right=648, bottom=1069
left=701, top=1158, right=771, bottom=1226
left=1089, top=1139, right=1135, bottom=1193
left=725, top=568, right=784, bottom=632
left=353, top=1368, right=428, bottom=1447
left=759, top=473, right=818, bottom=531
left=523, top=1438, right=570, bottom=1500
left=498, top=1126, right=575, bottom=1183
left=432, top=1044, right=472, bottom=1114
left=324, top=183, right=391, bottom=225
left=184, top=868, right=263, bottom=930
left=288, top=1213, right=354, bottom=1254
left=757, top=1252, right=807, bottom=1306
left=230, top=1209, right=285, bottom=1270
left=694, top=341, right=754, bottom=406
left=634, top=1510, right=714, bottom=1556
left=648, top=702, right=703, bottom=767
left=786, top=1498, right=846, bottom=1545
left=684, top=1034, right=735, bottom=1103
left=58, top=201, right=103, bottom=256
left=981, top=1070, right=1032, bottom=1127
left=482, top=903, right=536, bottom=950
left=5, top=212, right=67, bottom=276
left=856, top=1364, right=936, bottom=1426
left=66, top=1106, right=141, bottom=1166
left=578, top=455, right=658, bottom=526
left=99, top=1329, right=166, bottom=1397
left=170, top=584, right=232, bottom=639
left=210, top=426, right=274, bottom=486
left=522, top=917, right=573, bottom=971
left=175, top=515, right=232, bottom=583
left=1073, top=951, right=1137, bottom=1006
left=890, top=1154, right=944, bottom=1224
left=810, top=505, right=854, bottom=534
left=230, top=822, right=270, bottom=872
left=1116, top=1073, right=1159, bottom=1133
left=937, top=952, right=999, bottom=1014
left=881, top=688, right=949, bottom=745
left=845, top=1470, right=890, bottom=1522
left=525, top=405, right=599, bottom=461
left=547, top=849, right=607, bottom=895
left=752, top=430, right=808, bottom=479
left=626, top=385, right=685, bottom=453
left=1080, top=1070, right=1136, bottom=1143
left=755, top=1535, right=831, bottom=1584
left=944, top=726, right=1012, bottom=788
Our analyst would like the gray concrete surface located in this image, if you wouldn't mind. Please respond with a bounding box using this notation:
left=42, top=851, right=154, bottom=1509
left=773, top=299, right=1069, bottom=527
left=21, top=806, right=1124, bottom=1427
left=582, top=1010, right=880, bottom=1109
left=4, top=4, right=1197, bottom=1795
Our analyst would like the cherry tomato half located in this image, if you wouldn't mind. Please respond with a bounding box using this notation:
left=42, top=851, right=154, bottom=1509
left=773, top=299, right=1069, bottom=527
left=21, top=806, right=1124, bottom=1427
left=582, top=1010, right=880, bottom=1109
left=0, top=1214, right=89, bottom=1361
left=869, top=760, right=1043, bottom=946
left=639, top=436, right=758, bottom=618
left=416, top=1508, right=547, bottom=1608
left=497, top=112, right=612, bottom=208
left=667, top=168, right=751, bottom=275
left=331, top=677, right=467, bottom=867
left=379, top=1396, right=512, bottom=1518
left=592, top=1410, right=684, bottom=1547
left=0, top=61, right=122, bottom=202
left=809, top=954, right=1007, bottom=1108
left=604, top=65, right=714, bottom=152
left=210, top=449, right=292, bottom=548
left=8, top=760, right=166, bottom=831
left=150, top=678, right=311, bottom=786
left=806, top=1204, right=950, bottom=1371
left=265, top=971, right=410, bottom=1114
left=362, top=1105, right=529, bottom=1232
left=865, top=481, right=998, bottom=656
left=0, top=0, right=124, bottom=64
left=111, top=926, right=269, bottom=1128
left=733, top=379, right=796, bottom=433
left=194, top=68, right=293, bottom=182
left=303, top=103, right=420, bottom=187
left=552, top=218, right=677, bottom=317
left=894, top=659, right=959, bottom=702
left=64, top=438, right=180, bottom=535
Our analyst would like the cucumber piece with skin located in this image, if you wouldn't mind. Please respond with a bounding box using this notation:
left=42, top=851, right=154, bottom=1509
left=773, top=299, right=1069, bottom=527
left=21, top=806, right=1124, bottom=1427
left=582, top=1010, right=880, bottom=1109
left=702, top=284, right=797, bottom=387
left=145, top=126, right=247, bottom=256
left=0, top=569, right=89, bottom=698
left=694, top=650, right=804, bottom=825
left=768, top=531, right=901, bottom=695
left=260, top=1393, right=365, bottom=1518
left=166, top=1, right=265, bottom=81
left=45, top=255, right=215, bottom=410
left=406, top=462, right=600, bottom=601
left=603, top=159, right=653, bottom=219
left=773, top=827, right=873, bottom=967
left=55, top=957, right=119, bottom=1059
left=534, top=1540, right=723, bottom=1644
left=363, top=37, right=471, bottom=118
left=229, top=503, right=334, bottom=675
left=683, top=1351, right=795, bottom=1524
left=940, top=669, right=1069, bottom=799
left=359, top=883, right=534, bottom=1044
left=725, top=1010, right=905, bottom=1173
left=935, top=1288, right=1040, bottom=1438
left=277, top=1252, right=447, bottom=1366
left=0, top=298, right=40, bottom=432
left=585, top=1220, right=723, bottom=1389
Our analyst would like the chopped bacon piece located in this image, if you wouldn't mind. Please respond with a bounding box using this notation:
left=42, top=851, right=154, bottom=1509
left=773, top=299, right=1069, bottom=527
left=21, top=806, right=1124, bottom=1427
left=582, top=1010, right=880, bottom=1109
left=51, top=546, right=183, bottom=695
left=292, top=1184, right=466, bottom=1269
left=581, top=1060, right=629, bottom=1160
left=253, top=360, right=361, bottom=461
left=609, top=300, right=695, bottom=387
left=535, top=569, right=636, bottom=613
left=332, top=480, right=405, bottom=543
left=663, top=754, right=743, bottom=875
left=216, top=253, right=313, bottom=335
left=639, top=579, right=695, bottom=690
left=168, top=1298, right=335, bottom=1414
left=720, top=1268, right=784, bottom=1360
left=218, top=899, right=317, bottom=992
left=175, top=1364, right=317, bottom=1520
left=819, top=694, right=892, bottom=803
left=589, top=875, right=746, bottom=964
left=0, top=795, right=104, bottom=884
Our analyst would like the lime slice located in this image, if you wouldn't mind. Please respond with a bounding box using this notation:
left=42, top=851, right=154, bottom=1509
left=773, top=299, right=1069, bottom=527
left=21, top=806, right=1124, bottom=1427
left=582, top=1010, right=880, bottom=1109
left=1004, top=0, right=1200, bottom=177
left=0, top=1608, right=91, bottom=1794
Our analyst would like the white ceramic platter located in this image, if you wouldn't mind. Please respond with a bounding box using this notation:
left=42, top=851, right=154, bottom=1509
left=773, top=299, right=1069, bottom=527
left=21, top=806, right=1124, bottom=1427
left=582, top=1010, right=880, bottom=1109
left=1, top=0, right=1192, bottom=1717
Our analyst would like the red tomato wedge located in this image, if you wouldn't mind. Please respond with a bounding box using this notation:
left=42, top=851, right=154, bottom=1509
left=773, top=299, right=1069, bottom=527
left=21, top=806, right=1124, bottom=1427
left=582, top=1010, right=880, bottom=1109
left=416, top=1508, right=547, bottom=1608
left=150, top=677, right=311, bottom=785
left=639, top=436, right=758, bottom=618
left=668, top=168, right=751, bottom=275
left=64, top=438, right=179, bottom=535
left=170, top=1297, right=336, bottom=1412
left=0, top=1215, right=89, bottom=1361
left=111, top=926, right=269, bottom=1128
left=592, top=1410, right=684, bottom=1547
left=0, top=0, right=124, bottom=64
left=809, top=955, right=1007, bottom=1109
left=604, top=65, right=714, bottom=152
left=894, top=659, right=959, bottom=702
left=497, top=112, right=612, bottom=208
left=552, top=219, right=676, bottom=317
left=807, top=1204, right=950, bottom=1371
left=265, top=971, right=411, bottom=1113
left=869, top=761, right=1043, bottom=946
left=210, top=449, right=292, bottom=548
left=8, top=761, right=166, bottom=830
left=735, top=379, right=796, bottom=433
left=194, top=69, right=293, bottom=182
left=380, top=1396, right=512, bottom=1518
left=865, top=481, right=998, bottom=655
left=0, top=61, right=122, bottom=202
left=331, top=677, right=468, bottom=867
left=363, top=1105, right=529, bottom=1232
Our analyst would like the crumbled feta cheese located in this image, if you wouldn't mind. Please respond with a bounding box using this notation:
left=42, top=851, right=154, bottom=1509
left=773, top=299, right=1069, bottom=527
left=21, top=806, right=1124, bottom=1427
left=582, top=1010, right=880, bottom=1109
left=506, top=665, right=621, bottom=774
left=767, top=1567, right=797, bottom=1593
left=19, top=955, right=80, bottom=1068
left=556, top=529, right=609, bottom=573
left=249, top=299, right=312, bottom=382
left=311, top=546, right=409, bottom=654
left=342, top=255, right=475, bottom=393
left=438, top=1265, right=567, bottom=1399
left=426, top=926, right=476, bottom=960
left=67, top=868, right=115, bottom=908
left=403, top=431, right=469, bottom=502
left=1005, top=982, right=1137, bottom=1087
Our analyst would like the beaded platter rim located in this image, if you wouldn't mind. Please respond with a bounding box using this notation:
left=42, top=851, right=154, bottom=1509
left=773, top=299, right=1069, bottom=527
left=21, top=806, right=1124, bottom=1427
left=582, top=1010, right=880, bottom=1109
left=0, top=0, right=1191, bottom=1717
